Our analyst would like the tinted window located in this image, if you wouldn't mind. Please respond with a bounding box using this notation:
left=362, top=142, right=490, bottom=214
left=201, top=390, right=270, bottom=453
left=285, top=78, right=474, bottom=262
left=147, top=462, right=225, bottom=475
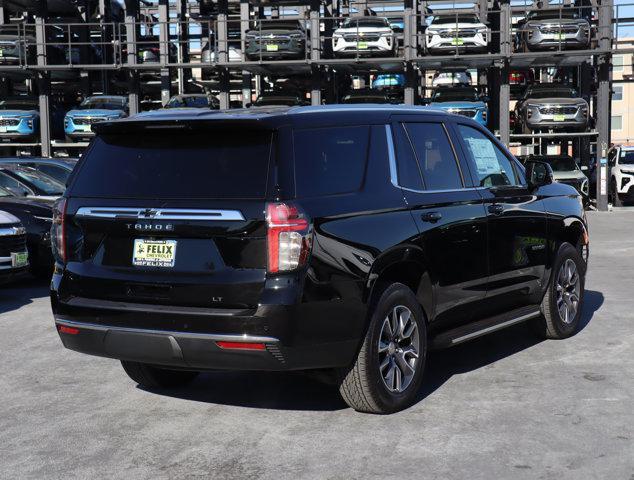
left=403, top=123, right=462, bottom=190
left=431, top=88, right=480, bottom=102
left=35, top=164, right=71, bottom=183
left=342, top=18, right=390, bottom=28
left=432, top=15, right=480, bottom=24
left=393, top=125, right=424, bottom=190
left=8, top=169, right=65, bottom=195
left=0, top=172, right=31, bottom=196
left=71, top=130, right=273, bottom=199
left=458, top=125, right=519, bottom=187
left=294, top=126, right=369, bottom=197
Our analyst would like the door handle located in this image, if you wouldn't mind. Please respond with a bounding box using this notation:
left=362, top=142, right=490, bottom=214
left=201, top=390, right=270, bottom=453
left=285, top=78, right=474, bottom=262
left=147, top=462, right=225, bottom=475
left=487, top=204, right=504, bottom=215
left=421, top=212, right=442, bottom=223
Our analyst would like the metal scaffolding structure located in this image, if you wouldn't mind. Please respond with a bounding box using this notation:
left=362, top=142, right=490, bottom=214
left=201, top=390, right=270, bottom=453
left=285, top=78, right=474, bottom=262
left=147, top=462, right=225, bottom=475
left=0, top=0, right=619, bottom=209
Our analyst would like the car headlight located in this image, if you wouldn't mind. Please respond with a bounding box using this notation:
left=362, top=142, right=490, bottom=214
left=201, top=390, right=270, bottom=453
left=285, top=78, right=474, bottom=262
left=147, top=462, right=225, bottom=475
left=333, top=33, right=343, bottom=39
left=581, top=179, right=589, bottom=195
left=380, top=32, right=393, bottom=37
left=33, top=215, right=52, bottom=222
left=289, top=33, right=303, bottom=39
left=476, top=27, right=488, bottom=34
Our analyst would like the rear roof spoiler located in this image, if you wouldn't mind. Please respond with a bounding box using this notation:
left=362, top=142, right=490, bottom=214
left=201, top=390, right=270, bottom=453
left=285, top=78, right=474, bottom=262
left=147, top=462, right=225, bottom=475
left=93, top=118, right=278, bottom=135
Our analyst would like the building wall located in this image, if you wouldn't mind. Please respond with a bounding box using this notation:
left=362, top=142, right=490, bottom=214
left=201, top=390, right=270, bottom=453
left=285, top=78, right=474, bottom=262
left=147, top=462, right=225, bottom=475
left=612, top=43, right=634, bottom=146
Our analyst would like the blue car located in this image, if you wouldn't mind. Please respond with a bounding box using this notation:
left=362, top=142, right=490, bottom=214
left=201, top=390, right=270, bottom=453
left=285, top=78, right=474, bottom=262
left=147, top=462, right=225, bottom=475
left=0, top=98, right=39, bottom=143
left=427, top=86, right=489, bottom=128
left=64, top=95, right=128, bottom=143
left=372, top=74, right=405, bottom=89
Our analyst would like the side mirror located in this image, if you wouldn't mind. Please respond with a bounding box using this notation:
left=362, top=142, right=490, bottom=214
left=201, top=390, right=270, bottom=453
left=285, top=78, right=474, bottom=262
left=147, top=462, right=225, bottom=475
left=525, top=160, right=554, bottom=189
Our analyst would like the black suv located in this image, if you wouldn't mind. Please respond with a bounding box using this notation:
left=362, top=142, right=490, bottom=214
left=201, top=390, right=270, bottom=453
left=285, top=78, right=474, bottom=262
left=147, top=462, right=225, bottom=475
left=51, top=105, right=589, bottom=414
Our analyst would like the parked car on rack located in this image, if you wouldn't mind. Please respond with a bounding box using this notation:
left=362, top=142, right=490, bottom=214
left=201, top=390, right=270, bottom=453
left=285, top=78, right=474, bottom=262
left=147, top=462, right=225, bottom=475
left=201, top=44, right=242, bottom=64
left=0, top=157, right=77, bottom=185
left=245, top=20, right=307, bottom=60
left=0, top=165, right=65, bottom=200
left=432, top=70, right=471, bottom=87
left=372, top=74, right=405, bottom=89
left=64, top=95, right=128, bottom=142
left=51, top=105, right=589, bottom=414
left=0, top=98, right=39, bottom=142
left=526, top=155, right=589, bottom=206
left=427, top=86, right=488, bottom=127
left=515, top=83, right=589, bottom=133
left=0, top=186, right=54, bottom=275
left=425, top=13, right=489, bottom=54
left=608, top=145, right=634, bottom=206
left=252, top=93, right=307, bottom=107
left=342, top=88, right=401, bottom=104
left=517, top=8, right=591, bottom=51
left=0, top=211, right=28, bottom=284
left=165, top=94, right=220, bottom=110
left=509, top=69, right=535, bottom=98
left=332, top=17, right=397, bottom=57
left=121, top=38, right=178, bottom=81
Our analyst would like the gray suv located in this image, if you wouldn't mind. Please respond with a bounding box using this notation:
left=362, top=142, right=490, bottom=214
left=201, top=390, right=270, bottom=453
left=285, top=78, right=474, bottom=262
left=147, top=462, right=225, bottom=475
left=515, top=84, right=589, bottom=133
left=245, top=20, right=307, bottom=60
left=518, top=9, right=591, bottom=51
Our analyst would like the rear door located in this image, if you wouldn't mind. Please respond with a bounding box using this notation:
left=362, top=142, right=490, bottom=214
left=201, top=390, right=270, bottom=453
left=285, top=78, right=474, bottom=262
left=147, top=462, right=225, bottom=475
left=389, top=115, right=488, bottom=329
left=452, top=122, right=548, bottom=315
left=63, top=126, right=277, bottom=309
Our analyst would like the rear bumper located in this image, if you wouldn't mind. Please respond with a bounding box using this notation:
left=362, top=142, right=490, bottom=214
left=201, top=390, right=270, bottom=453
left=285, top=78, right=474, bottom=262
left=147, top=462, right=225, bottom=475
left=51, top=288, right=363, bottom=371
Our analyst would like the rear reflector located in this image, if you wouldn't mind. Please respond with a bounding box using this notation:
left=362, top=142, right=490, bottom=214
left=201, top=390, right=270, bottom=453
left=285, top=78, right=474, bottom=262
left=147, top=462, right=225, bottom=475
left=216, top=341, right=266, bottom=351
left=58, top=325, right=79, bottom=335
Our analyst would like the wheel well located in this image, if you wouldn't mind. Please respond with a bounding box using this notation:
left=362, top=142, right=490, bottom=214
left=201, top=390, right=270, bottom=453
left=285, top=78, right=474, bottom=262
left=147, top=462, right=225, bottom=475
left=371, top=261, right=431, bottom=320
left=562, top=221, right=586, bottom=251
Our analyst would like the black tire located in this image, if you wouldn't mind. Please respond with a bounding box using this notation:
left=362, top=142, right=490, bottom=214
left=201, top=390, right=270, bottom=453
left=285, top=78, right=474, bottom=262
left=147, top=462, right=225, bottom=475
left=121, top=361, right=199, bottom=389
left=533, top=243, right=585, bottom=339
left=337, top=283, right=427, bottom=414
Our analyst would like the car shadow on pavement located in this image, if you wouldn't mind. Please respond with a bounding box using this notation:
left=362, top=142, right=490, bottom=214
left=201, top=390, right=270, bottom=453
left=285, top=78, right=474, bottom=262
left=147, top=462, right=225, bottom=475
left=415, top=289, right=604, bottom=406
left=0, top=276, right=50, bottom=315
left=143, top=290, right=604, bottom=412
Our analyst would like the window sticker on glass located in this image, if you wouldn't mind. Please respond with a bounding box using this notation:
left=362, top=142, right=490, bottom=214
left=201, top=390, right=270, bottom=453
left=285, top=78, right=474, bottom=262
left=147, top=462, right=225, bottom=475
left=465, top=138, right=500, bottom=175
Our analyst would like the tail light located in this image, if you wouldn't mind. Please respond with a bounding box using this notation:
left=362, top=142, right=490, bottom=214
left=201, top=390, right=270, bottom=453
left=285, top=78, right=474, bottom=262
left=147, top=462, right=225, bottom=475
left=52, top=197, right=67, bottom=264
left=266, top=202, right=312, bottom=274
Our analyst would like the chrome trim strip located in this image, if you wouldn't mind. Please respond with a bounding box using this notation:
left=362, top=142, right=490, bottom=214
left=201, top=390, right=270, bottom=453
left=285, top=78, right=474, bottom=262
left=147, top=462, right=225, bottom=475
left=451, top=311, right=541, bottom=345
left=54, top=317, right=280, bottom=343
left=75, top=207, right=245, bottom=221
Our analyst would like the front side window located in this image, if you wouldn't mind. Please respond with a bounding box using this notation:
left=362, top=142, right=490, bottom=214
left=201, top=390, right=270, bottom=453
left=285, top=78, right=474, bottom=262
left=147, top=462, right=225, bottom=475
left=402, top=123, right=463, bottom=190
left=458, top=125, right=520, bottom=188
left=293, top=126, right=369, bottom=197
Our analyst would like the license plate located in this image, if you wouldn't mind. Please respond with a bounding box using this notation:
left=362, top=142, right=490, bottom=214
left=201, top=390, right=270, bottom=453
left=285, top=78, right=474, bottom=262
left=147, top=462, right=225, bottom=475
left=0, top=126, right=6, bottom=133
left=133, top=239, right=177, bottom=268
left=555, top=33, right=566, bottom=40
left=266, top=44, right=279, bottom=52
left=553, top=114, right=566, bottom=122
left=451, top=38, right=464, bottom=46
left=357, top=42, right=369, bottom=49
left=11, top=251, right=28, bottom=268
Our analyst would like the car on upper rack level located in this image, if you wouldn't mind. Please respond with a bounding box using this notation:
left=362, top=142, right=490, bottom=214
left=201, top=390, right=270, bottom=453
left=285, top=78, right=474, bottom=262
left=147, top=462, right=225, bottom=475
left=245, top=20, right=308, bottom=60
left=515, top=83, right=589, bottom=133
left=425, top=13, right=490, bottom=54
left=517, top=8, right=592, bottom=51
left=525, top=155, right=589, bottom=206
left=51, top=105, right=589, bottom=414
left=332, top=16, right=397, bottom=57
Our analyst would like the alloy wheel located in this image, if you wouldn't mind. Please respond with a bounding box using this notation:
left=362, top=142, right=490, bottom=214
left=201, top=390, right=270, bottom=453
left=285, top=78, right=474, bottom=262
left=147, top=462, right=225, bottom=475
left=378, top=305, right=420, bottom=393
left=556, top=259, right=581, bottom=324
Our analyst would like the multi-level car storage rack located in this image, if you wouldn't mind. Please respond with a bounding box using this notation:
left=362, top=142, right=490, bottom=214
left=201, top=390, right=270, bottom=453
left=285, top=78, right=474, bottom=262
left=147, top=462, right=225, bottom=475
left=0, top=0, right=618, bottom=209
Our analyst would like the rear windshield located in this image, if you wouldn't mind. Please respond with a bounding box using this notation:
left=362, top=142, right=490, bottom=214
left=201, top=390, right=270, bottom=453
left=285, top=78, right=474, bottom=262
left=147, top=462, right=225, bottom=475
left=70, top=130, right=273, bottom=199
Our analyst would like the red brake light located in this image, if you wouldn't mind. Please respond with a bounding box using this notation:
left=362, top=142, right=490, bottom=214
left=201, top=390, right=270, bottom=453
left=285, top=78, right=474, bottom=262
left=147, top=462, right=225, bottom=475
left=266, top=202, right=312, bottom=274
left=52, top=197, right=67, bottom=264
left=58, top=325, right=79, bottom=335
left=216, top=341, right=266, bottom=351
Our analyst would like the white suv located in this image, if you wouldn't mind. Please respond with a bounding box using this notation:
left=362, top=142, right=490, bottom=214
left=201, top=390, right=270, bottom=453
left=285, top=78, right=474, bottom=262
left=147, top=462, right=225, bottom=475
left=608, top=145, right=634, bottom=206
left=332, top=17, right=396, bottom=57
left=425, top=14, right=489, bottom=54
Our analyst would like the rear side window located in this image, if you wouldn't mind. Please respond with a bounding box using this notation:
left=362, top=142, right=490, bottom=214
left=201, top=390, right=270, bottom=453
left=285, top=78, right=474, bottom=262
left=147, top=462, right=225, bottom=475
left=70, top=130, right=273, bottom=199
left=293, top=126, right=369, bottom=197
left=402, top=123, right=463, bottom=190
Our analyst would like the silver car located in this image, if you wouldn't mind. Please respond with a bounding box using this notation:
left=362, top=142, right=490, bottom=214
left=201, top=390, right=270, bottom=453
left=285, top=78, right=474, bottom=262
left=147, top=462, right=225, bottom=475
left=518, top=9, right=591, bottom=51
left=515, top=84, right=589, bottom=133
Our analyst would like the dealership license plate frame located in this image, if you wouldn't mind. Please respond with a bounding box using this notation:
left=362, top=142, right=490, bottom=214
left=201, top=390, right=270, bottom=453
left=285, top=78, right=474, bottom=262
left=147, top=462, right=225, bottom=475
left=553, top=114, right=566, bottom=122
left=132, top=239, right=177, bottom=268
left=452, top=38, right=465, bottom=46
left=266, top=44, right=279, bottom=52
left=11, top=251, right=28, bottom=268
